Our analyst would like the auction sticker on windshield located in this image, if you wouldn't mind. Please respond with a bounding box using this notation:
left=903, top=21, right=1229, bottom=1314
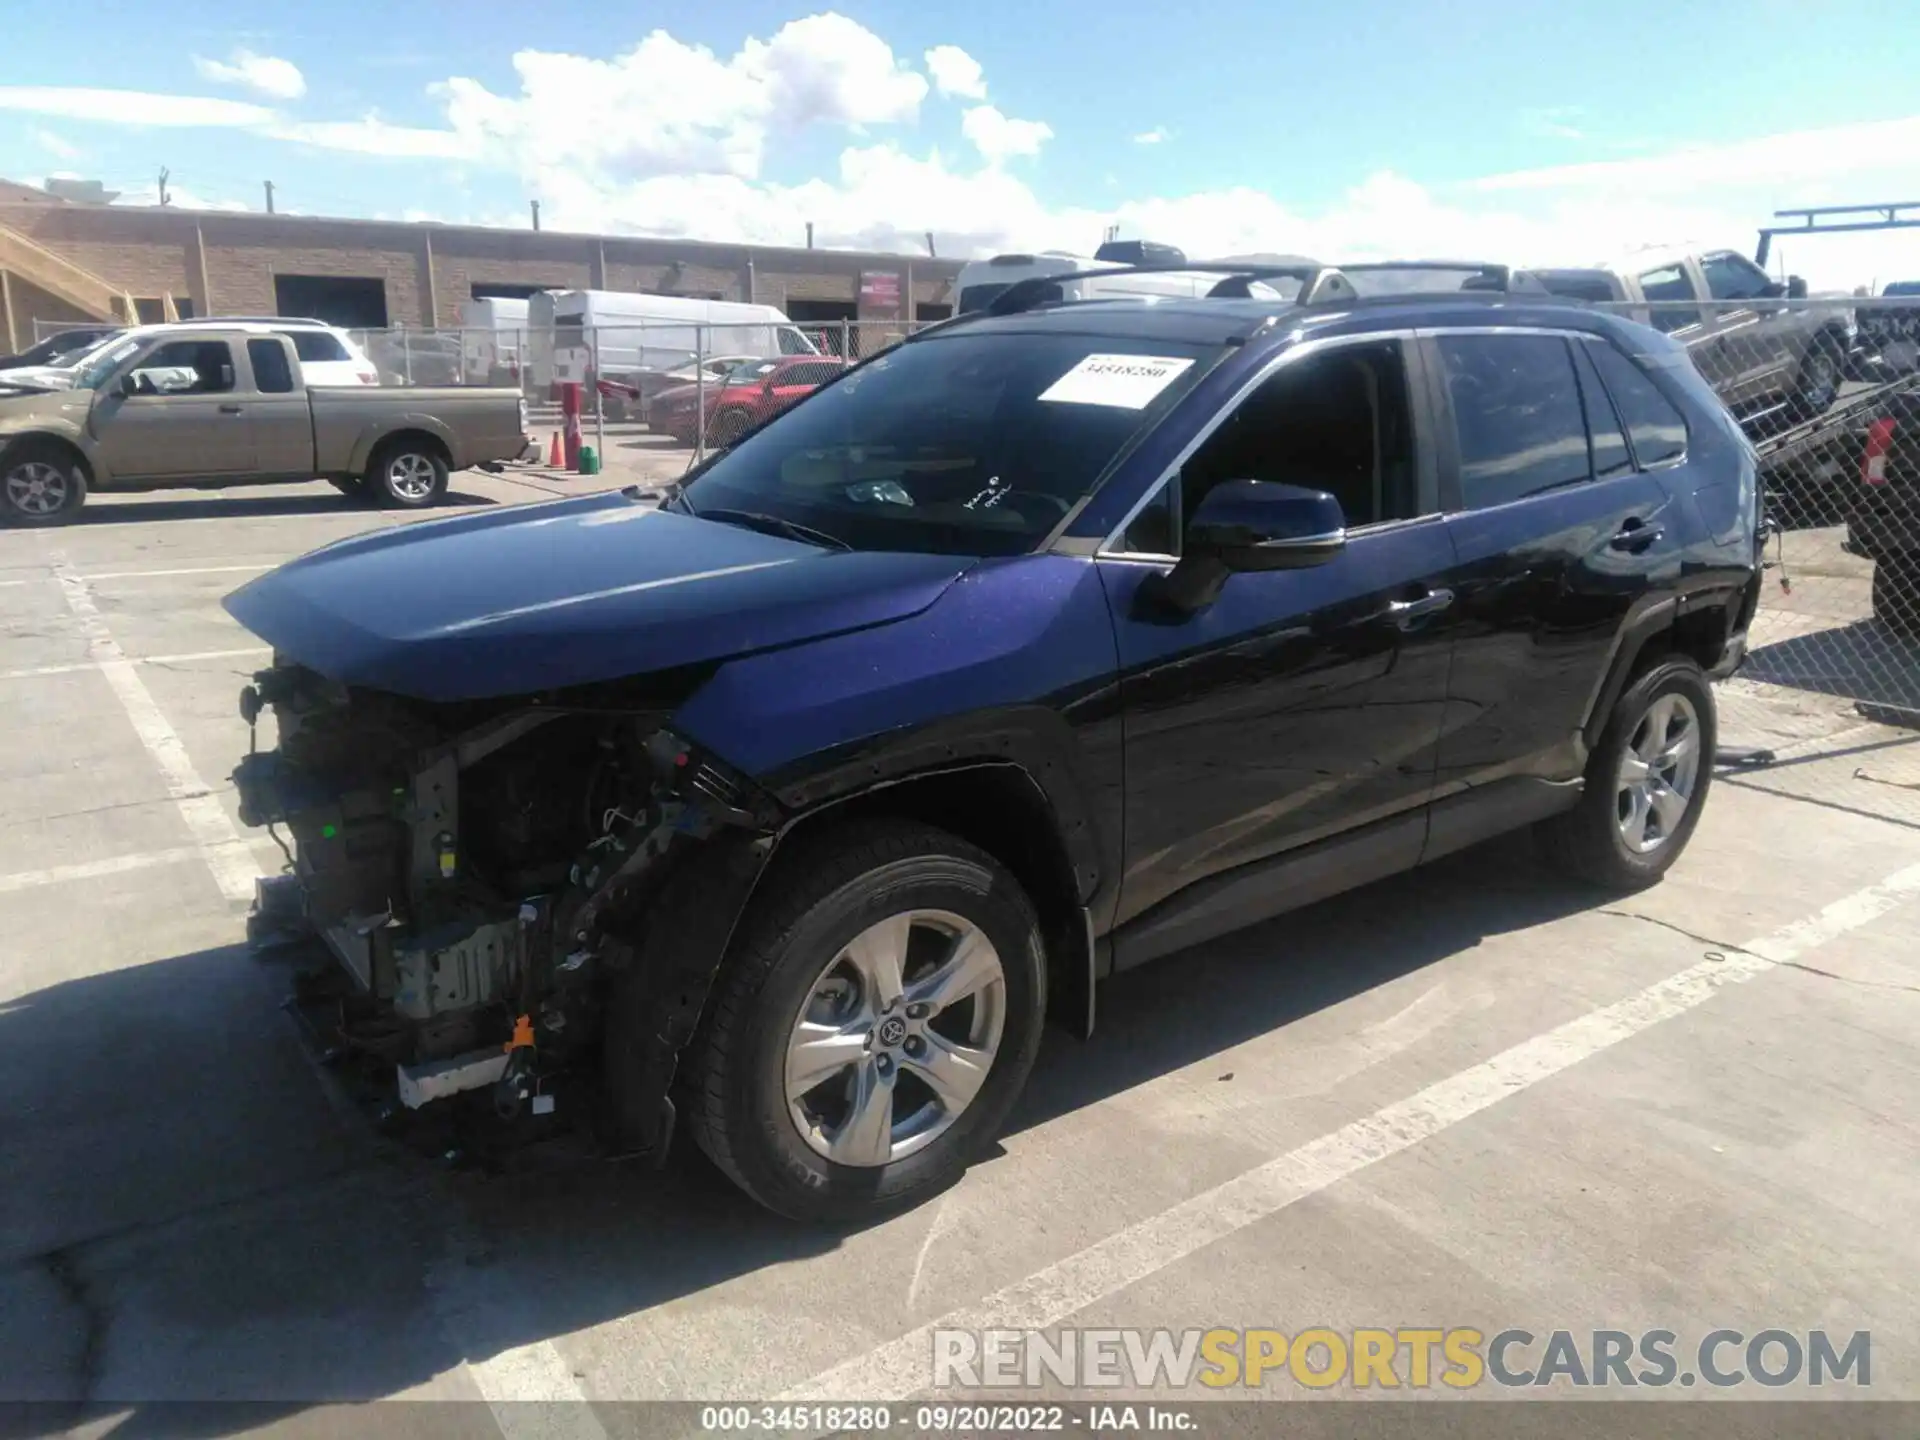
left=1039, top=354, right=1196, bottom=409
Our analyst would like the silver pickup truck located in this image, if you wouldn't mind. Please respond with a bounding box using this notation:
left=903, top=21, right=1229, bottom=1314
left=0, top=322, right=534, bottom=524
left=1534, top=246, right=1855, bottom=427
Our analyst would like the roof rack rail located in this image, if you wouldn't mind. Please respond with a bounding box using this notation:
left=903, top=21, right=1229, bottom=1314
left=981, top=261, right=1362, bottom=317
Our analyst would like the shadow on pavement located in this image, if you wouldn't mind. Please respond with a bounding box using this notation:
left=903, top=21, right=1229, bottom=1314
left=0, top=833, right=1604, bottom=1427
left=1740, top=619, right=1920, bottom=714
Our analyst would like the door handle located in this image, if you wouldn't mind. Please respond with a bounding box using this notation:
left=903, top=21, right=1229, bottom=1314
left=1384, top=588, right=1454, bottom=626
left=1610, top=519, right=1665, bottom=552
left=219, top=403, right=244, bottom=414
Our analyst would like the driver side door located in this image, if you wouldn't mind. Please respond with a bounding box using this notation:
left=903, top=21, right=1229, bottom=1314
left=1096, top=336, right=1462, bottom=969
left=89, top=338, right=256, bottom=481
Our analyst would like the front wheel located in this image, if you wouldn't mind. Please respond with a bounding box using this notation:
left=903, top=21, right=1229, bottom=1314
left=1538, top=656, right=1716, bottom=891
left=680, top=821, right=1047, bottom=1222
left=367, top=440, right=449, bottom=509
left=1, top=441, right=88, bottom=526
left=1790, top=336, right=1843, bottom=421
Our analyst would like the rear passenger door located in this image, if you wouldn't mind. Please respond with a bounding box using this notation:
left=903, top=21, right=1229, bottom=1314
left=1423, top=329, right=1679, bottom=813
left=245, top=337, right=316, bottom=477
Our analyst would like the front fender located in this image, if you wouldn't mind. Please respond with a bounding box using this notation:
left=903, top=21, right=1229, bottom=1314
left=669, top=553, right=1126, bottom=918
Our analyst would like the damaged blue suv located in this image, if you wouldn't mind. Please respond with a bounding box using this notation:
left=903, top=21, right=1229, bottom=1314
left=226, top=262, right=1762, bottom=1221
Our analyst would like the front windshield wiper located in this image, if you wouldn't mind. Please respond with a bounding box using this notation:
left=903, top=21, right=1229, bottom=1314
left=691, top=506, right=852, bottom=552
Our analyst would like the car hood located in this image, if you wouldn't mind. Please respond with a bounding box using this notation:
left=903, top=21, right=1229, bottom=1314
left=0, top=365, right=77, bottom=390
left=222, top=489, right=976, bottom=702
left=0, top=387, right=88, bottom=422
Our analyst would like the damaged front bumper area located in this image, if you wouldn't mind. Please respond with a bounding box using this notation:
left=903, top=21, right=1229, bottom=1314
left=231, top=661, right=781, bottom=1160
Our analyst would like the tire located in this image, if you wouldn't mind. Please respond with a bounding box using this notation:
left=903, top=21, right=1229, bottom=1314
left=1537, top=656, right=1716, bottom=891
left=707, top=409, right=750, bottom=447
left=0, top=439, right=88, bottom=526
left=682, top=820, right=1047, bottom=1223
left=1873, top=558, right=1920, bottom=637
left=1790, top=334, right=1843, bottom=421
left=366, top=438, right=449, bottom=509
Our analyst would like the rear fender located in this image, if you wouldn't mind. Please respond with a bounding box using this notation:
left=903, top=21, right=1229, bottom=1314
left=346, top=414, right=456, bottom=475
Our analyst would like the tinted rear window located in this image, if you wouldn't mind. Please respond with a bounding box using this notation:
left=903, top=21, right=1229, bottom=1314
left=248, top=338, right=295, bottom=393
left=1437, top=334, right=1591, bottom=509
left=1586, top=339, right=1688, bottom=467
left=282, top=330, right=350, bottom=363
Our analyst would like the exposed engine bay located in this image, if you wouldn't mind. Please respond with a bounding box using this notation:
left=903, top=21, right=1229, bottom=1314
left=230, top=661, right=780, bottom=1158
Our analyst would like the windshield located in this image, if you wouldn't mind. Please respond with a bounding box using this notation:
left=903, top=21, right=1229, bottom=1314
left=727, top=360, right=780, bottom=383
left=1343, top=266, right=1513, bottom=296
left=957, top=283, right=1014, bottom=314
left=677, top=330, right=1215, bottom=557
left=70, top=335, right=147, bottom=390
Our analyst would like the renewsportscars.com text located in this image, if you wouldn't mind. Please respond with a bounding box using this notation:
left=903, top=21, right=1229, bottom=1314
left=932, top=1327, right=1872, bottom=1391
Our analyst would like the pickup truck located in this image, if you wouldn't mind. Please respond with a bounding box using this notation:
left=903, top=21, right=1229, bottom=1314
left=0, top=323, right=534, bottom=524
left=1534, top=246, right=1855, bottom=429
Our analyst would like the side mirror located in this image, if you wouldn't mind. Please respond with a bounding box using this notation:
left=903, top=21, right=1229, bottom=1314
left=1187, top=480, right=1347, bottom=571
left=1786, top=275, right=1809, bottom=301
left=1146, top=480, right=1347, bottom=615
left=117, top=372, right=137, bottom=398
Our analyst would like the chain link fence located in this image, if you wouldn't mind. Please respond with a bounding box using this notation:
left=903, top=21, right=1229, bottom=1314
left=1594, top=296, right=1920, bottom=824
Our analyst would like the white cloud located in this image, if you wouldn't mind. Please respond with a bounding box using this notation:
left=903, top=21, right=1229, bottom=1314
left=0, top=86, right=272, bottom=127
left=961, top=104, right=1053, bottom=163
left=1133, top=127, right=1169, bottom=145
left=268, top=116, right=475, bottom=159
left=193, top=49, right=307, bottom=101
left=32, top=126, right=80, bottom=160
left=924, top=45, right=986, bottom=100
left=1518, top=107, right=1584, bottom=141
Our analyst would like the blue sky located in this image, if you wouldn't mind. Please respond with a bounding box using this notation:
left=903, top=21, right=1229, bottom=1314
left=4, top=0, right=1920, bottom=285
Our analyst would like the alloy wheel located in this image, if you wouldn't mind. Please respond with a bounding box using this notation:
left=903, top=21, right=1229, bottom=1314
left=5, top=461, right=69, bottom=516
left=784, top=909, right=1007, bottom=1168
left=1615, top=692, right=1702, bottom=854
left=386, top=452, right=438, bottom=501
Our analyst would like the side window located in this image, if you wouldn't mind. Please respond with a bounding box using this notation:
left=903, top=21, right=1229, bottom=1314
left=1570, top=342, right=1633, bottom=478
left=1700, top=253, right=1772, bottom=303
left=1585, top=340, right=1688, bottom=468
left=1636, top=265, right=1701, bottom=333
left=1116, top=484, right=1177, bottom=557
left=1177, top=340, right=1418, bottom=531
left=1436, top=334, right=1590, bottom=509
left=283, top=330, right=351, bottom=363
left=128, top=340, right=235, bottom=395
left=247, top=339, right=294, bottom=394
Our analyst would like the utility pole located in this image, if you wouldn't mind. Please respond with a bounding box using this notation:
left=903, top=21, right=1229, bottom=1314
left=805, top=222, right=814, bottom=250
left=530, top=199, right=541, bottom=232
left=924, top=231, right=936, bottom=257
left=263, top=180, right=275, bottom=215
left=157, top=167, right=171, bottom=207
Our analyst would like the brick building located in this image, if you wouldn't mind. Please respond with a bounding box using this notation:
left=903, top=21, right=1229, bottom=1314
left=0, top=180, right=963, bottom=350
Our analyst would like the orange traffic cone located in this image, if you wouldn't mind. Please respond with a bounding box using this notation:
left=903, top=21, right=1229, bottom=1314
left=548, top=432, right=562, bottom=467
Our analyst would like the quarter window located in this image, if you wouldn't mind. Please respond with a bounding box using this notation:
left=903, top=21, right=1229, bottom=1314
left=1585, top=340, right=1688, bottom=467
left=1436, top=335, right=1591, bottom=510
left=247, top=339, right=295, bottom=393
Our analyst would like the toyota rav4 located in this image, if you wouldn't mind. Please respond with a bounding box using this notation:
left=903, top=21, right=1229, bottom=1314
left=225, top=267, right=1763, bottom=1221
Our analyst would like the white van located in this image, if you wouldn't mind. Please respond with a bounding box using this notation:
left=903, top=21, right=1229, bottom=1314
left=953, top=242, right=1306, bottom=314
left=460, top=298, right=530, bottom=385
left=537, top=291, right=818, bottom=392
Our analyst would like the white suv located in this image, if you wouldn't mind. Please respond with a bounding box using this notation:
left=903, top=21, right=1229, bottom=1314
left=179, top=318, right=380, bottom=386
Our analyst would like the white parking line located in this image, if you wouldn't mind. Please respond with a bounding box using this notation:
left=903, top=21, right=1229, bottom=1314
left=773, top=859, right=1920, bottom=1403
left=50, top=556, right=260, bottom=905
left=0, top=646, right=271, bottom=682
left=0, top=847, right=204, bottom=895
left=0, top=562, right=277, bottom=588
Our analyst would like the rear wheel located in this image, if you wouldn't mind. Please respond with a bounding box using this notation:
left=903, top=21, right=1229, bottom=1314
left=681, top=820, right=1047, bottom=1222
left=1, top=440, right=87, bottom=526
left=366, top=438, right=449, bottom=509
left=1538, top=657, right=1715, bottom=891
left=1872, top=557, right=1920, bottom=636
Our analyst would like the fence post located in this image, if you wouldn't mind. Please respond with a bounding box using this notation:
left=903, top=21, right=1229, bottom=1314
left=592, top=325, right=605, bottom=465
left=402, top=329, right=413, bottom=386
left=695, top=322, right=708, bottom=465
left=840, top=317, right=850, bottom=361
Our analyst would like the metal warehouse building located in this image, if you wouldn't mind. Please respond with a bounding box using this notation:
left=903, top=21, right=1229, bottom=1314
left=0, top=178, right=964, bottom=348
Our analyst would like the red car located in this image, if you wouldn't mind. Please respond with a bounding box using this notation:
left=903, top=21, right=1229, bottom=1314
left=650, top=355, right=847, bottom=445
